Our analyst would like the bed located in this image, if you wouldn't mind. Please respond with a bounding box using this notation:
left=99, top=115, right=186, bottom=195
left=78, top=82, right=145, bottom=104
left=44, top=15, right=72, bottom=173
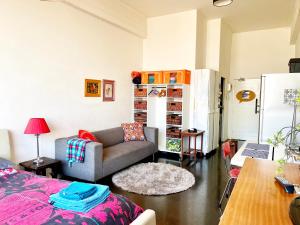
left=0, top=146, right=156, bottom=225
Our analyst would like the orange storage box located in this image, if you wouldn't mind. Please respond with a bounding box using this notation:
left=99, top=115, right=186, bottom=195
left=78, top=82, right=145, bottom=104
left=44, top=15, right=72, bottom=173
left=141, top=71, right=163, bottom=84
left=166, top=127, right=182, bottom=138
left=134, top=100, right=147, bottom=110
left=167, top=102, right=182, bottom=112
left=163, top=70, right=191, bottom=84
left=134, top=88, right=147, bottom=97
left=167, top=88, right=183, bottom=98
left=134, top=112, right=147, bottom=123
left=166, top=114, right=182, bottom=125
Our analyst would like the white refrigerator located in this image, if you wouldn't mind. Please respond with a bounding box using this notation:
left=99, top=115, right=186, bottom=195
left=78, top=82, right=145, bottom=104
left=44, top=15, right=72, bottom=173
left=259, top=73, right=300, bottom=143
left=190, top=69, right=220, bottom=155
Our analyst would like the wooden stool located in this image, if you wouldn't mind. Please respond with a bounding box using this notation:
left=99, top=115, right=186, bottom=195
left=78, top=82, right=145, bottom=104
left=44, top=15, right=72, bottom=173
left=180, top=130, right=205, bottom=160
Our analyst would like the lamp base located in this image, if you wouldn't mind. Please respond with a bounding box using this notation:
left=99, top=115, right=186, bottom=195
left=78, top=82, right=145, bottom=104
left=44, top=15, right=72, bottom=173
left=33, top=158, right=44, bottom=165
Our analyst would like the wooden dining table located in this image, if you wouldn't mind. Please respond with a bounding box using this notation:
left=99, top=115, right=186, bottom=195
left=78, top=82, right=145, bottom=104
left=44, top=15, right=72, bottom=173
left=219, top=158, right=300, bottom=225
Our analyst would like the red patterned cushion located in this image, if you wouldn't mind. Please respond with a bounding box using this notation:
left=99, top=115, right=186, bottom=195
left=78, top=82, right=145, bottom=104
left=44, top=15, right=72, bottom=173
left=78, top=130, right=97, bottom=141
left=121, top=122, right=146, bottom=142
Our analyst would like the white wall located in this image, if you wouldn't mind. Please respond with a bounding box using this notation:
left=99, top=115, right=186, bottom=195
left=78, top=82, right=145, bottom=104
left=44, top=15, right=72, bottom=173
left=219, top=21, right=232, bottom=141
left=296, top=35, right=300, bottom=57
left=205, top=19, right=221, bottom=71
left=0, top=0, right=143, bottom=162
left=64, top=0, right=147, bottom=37
left=219, top=21, right=232, bottom=79
left=230, top=27, right=295, bottom=80
left=290, top=0, right=300, bottom=47
left=143, top=10, right=197, bottom=70
left=195, top=10, right=207, bottom=69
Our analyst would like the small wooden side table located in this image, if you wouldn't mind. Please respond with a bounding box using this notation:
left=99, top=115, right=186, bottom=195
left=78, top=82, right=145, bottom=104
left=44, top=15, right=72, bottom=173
left=181, top=130, right=205, bottom=160
left=19, top=157, right=61, bottom=178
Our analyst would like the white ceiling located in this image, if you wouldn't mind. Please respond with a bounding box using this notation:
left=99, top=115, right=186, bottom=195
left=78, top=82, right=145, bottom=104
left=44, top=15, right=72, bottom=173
left=121, top=0, right=296, bottom=32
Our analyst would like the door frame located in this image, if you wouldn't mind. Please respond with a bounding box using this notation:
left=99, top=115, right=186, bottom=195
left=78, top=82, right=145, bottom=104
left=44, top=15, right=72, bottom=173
left=219, top=77, right=225, bottom=144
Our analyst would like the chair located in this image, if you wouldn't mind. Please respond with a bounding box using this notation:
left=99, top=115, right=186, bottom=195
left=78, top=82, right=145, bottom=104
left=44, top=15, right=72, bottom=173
left=219, top=141, right=240, bottom=208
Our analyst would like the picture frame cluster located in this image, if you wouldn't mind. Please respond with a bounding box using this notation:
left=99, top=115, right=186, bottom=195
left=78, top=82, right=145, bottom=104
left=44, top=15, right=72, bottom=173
left=84, top=79, right=115, bottom=102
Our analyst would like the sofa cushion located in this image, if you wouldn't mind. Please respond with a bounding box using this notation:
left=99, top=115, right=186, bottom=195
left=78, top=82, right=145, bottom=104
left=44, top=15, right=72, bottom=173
left=102, top=141, right=154, bottom=177
left=78, top=130, right=97, bottom=141
left=92, top=127, right=124, bottom=148
left=121, top=122, right=145, bottom=142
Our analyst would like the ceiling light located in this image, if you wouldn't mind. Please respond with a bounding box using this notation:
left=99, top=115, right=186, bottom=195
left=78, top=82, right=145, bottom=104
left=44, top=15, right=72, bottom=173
left=213, top=0, right=233, bottom=7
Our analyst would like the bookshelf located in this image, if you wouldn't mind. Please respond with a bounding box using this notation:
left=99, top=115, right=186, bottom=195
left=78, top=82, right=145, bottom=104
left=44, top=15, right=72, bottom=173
left=133, top=83, right=190, bottom=153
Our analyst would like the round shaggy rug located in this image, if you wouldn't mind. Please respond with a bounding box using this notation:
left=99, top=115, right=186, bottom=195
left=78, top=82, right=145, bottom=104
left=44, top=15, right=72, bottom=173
left=112, top=163, right=195, bottom=195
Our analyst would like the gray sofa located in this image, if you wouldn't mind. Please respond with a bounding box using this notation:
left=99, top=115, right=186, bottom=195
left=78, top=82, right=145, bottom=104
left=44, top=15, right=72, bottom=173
left=55, top=127, right=158, bottom=182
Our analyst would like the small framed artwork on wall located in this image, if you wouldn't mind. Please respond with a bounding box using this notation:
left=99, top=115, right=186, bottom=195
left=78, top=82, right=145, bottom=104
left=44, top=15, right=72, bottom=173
left=103, top=79, right=115, bottom=101
left=85, top=79, right=101, bottom=97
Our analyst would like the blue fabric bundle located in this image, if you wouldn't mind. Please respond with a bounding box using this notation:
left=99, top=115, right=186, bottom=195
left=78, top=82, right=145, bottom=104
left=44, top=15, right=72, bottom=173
left=50, top=182, right=111, bottom=213
left=59, top=182, right=97, bottom=200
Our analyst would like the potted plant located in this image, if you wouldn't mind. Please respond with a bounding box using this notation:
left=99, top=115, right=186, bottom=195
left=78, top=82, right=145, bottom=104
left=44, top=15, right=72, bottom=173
left=267, top=92, right=300, bottom=173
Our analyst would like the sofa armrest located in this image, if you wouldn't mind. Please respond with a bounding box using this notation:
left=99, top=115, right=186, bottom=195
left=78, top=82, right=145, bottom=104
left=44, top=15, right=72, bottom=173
left=144, top=127, right=158, bottom=152
left=55, top=138, right=104, bottom=182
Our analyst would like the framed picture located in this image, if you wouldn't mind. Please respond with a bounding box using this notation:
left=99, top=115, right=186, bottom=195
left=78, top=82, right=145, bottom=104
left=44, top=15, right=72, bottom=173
left=103, top=79, right=115, bottom=101
left=85, top=79, right=101, bottom=97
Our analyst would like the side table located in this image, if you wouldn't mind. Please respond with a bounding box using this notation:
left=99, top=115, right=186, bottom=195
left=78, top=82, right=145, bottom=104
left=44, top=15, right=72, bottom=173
left=19, top=157, right=61, bottom=178
left=181, top=130, right=205, bottom=160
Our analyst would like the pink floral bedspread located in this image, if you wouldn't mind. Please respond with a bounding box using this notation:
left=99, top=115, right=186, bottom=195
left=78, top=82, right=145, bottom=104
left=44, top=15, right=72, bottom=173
left=0, top=171, right=143, bottom=225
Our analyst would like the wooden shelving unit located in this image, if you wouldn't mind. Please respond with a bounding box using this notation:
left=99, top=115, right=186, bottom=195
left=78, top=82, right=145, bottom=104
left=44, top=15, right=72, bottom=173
left=133, top=83, right=190, bottom=154
left=133, top=85, right=148, bottom=126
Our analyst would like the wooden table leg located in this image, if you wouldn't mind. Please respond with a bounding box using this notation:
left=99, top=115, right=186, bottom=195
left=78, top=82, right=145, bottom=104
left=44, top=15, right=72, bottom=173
left=51, top=164, right=61, bottom=178
left=36, top=168, right=46, bottom=176
left=201, top=134, right=204, bottom=156
left=188, top=136, right=191, bottom=154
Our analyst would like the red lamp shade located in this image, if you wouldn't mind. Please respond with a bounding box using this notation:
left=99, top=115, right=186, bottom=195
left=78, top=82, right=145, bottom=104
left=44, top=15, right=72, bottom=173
left=24, top=118, right=50, bottom=134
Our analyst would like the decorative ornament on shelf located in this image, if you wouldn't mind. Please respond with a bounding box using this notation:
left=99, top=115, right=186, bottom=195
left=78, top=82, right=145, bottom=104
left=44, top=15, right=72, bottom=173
left=131, top=71, right=141, bottom=85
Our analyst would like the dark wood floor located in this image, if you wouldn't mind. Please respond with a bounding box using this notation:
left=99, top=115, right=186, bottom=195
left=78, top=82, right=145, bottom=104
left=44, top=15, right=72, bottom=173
left=101, top=150, right=228, bottom=225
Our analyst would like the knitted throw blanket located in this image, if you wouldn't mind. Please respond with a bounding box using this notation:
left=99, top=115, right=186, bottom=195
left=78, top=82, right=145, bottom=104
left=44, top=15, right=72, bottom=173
left=66, top=138, right=91, bottom=167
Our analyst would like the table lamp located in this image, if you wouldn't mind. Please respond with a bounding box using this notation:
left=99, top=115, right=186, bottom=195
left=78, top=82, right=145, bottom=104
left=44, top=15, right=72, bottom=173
left=24, top=118, right=50, bottom=164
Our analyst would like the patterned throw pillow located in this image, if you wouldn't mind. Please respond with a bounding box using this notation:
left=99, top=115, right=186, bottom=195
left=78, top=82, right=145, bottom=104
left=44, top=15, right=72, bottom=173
left=121, top=122, right=146, bottom=142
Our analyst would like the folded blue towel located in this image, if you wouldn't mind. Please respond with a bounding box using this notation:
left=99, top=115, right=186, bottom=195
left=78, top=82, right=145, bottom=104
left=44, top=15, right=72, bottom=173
left=59, top=182, right=97, bottom=200
left=50, top=184, right=111, bottom=213
left=51, top=190, right=110, bottom=212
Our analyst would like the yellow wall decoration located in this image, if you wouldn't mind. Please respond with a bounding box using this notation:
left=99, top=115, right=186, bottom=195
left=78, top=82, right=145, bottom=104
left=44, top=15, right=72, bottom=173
left=236, top=90, right=256, bottom=103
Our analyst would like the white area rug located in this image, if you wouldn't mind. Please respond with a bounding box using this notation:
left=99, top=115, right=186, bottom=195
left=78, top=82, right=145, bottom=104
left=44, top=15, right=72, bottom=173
left=112, top=162, right=195, bottom=195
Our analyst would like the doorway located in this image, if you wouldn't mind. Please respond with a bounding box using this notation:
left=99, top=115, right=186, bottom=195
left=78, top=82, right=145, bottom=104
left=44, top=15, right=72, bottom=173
left=218, top=77, right=225, bottom=144
left=228, top=78, right=261, bottom=141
